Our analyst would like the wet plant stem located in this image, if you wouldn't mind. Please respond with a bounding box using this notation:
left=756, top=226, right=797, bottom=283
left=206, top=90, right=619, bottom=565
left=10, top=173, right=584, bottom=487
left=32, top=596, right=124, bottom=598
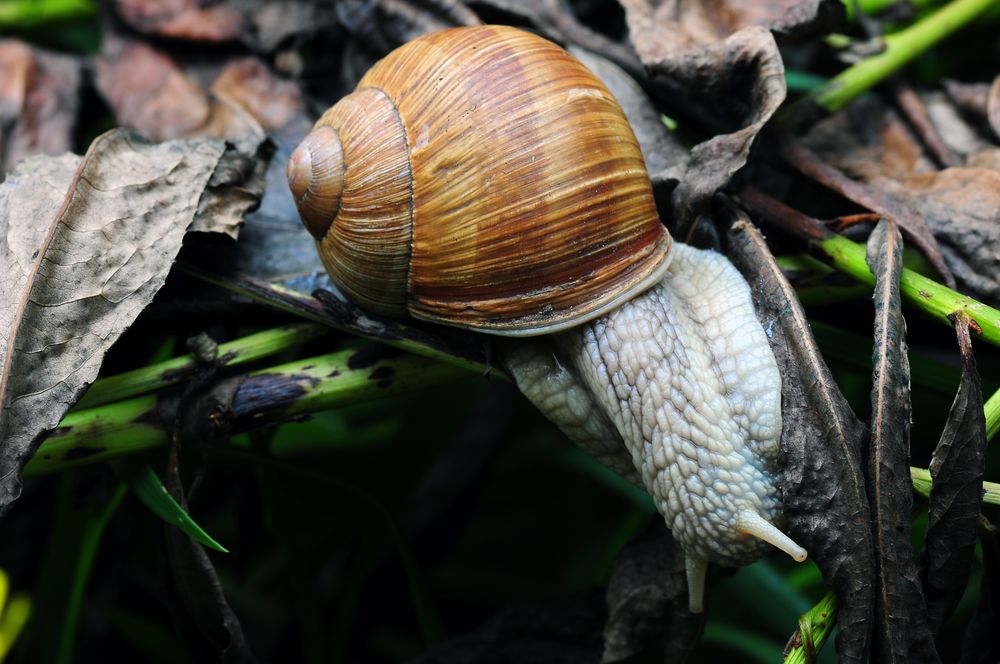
left=820, top=234, right=1000, bottom=349
left=27, top=349, right=468, bottom=477
left=783, top=591, right=837, bottom=663
left=814, top=0, right=996, bottom=112
left=74, top=323, right=328, bottom=410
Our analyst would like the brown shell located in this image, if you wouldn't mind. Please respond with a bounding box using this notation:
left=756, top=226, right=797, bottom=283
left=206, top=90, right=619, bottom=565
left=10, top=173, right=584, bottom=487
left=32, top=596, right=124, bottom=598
left=298, top=25, right=672, bottom=335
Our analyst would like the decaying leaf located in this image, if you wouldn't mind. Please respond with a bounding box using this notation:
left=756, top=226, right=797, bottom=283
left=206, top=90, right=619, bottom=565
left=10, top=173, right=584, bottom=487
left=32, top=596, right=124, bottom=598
left=865, top=219, right=938, bottom=662
left=0, top=129, right=258, bottom=512
left=724, top=214, right=874, bottom=663
left=879, top=169, right=1000, bottom=309
left=602, top=523, right=703, bottom=662
left=96, top=36, right=272, bottom=239
left=114, top=0, right=247, bottom=42
left=335, top=0, right=480, bottom=53
left=0, top=40, right=81, bottom=176
left=618, top=0, right=803, bottom=232
left=919, top=315, right=987, bottom=631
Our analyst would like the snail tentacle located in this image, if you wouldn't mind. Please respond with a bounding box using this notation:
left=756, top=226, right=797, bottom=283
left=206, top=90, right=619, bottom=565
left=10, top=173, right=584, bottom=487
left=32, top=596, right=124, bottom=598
left=736, top=508, right=807, bottom=562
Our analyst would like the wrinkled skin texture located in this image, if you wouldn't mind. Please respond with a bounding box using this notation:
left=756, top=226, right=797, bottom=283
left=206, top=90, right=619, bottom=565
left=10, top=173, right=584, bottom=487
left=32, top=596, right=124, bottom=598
left=505, top=243, right=804, bottom=610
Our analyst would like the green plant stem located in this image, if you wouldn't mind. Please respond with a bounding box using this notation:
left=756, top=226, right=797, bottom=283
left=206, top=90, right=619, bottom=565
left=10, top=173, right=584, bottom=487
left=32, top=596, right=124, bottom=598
left=179, top=264, right=494, bottom=377
left=986, top=386, right=1000, bottom=442
left=56, top=483, right=126, bottom=664
left=815, top=0, right=996, bottom=112
left=0, top=0, right=94, bottom=26
left=911, top=467, right=1000, bottom=505
left=783, top=591, right=837, bottom=664
left=26, top=350, right=468, bottom=477
left=820, top=235, right=1000, bottom=348
left=75, top=323, right=327, bottom=410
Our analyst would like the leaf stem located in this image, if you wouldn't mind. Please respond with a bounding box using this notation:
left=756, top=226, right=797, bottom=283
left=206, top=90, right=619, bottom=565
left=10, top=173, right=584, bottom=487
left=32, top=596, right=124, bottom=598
left=910, top=466, right=1000, bottom=506
left=815, top=0, right=997, bottom=112
left=26, top=350, right=468, bottom=477
left=783, top=591, right=837, bottom=664
left=75, top=323, right=328, bottom=410
left=820, top=234, right=1000, bottom=348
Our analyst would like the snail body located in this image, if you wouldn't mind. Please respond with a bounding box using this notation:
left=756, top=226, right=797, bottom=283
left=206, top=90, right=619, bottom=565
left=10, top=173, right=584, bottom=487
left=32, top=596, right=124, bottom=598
left=288, top=25, right=806, bottom=612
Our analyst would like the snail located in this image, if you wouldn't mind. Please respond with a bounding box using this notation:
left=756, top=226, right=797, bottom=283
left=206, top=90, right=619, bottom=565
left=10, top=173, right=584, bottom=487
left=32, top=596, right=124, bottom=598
left=287, top=24, right=807, bottom=613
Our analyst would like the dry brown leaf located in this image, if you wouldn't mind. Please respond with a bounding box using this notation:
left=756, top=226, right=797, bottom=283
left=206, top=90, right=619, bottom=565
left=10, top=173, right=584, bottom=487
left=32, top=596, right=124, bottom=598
left=0, top=129, right=252, bottom=511
left=0, top=40, right=81, bottom=175
left=96, top=40, right=211, bottom=141
left=211, top=57, right=312, bottom=135
left=114, top=0, right=246, bottom=42
left=885, top=168, right=1000, bottom=307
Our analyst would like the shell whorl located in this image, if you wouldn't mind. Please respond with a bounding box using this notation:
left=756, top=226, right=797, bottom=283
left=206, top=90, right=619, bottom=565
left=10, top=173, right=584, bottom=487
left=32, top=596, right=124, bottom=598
left=288, top=125, right=345, bottom=241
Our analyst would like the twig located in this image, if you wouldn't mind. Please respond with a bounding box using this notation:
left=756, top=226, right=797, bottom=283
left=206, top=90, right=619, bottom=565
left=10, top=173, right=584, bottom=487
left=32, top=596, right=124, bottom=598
left=25, top=349, right=468, bottom=477
left=737, top=187, right=1000, bottom=348
left=177, top=263, right=497, bottom=378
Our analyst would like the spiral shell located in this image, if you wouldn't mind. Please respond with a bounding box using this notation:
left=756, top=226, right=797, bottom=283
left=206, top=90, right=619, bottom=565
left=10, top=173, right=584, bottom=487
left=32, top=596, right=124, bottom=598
left=288, top=25, right=672, bottom=335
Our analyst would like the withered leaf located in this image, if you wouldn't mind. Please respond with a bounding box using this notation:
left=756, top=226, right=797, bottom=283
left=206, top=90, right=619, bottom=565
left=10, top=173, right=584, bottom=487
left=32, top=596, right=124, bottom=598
left=602, top=523, right=703, bottom=663
left=96, top=37, right=271, bottom=239
left=96, top=40, right=211, bottom=142
left=919, top=315, right=987, bottom=631
left=114, top=0, right=246, bottom=42
left=619, top=0, right=790, bottom=232
left=879, top=169, right=1000, bottom=309
left=211, top=58, right=312, bottom=136
left=0, top=40, right=81, bottom=176
left=865, top=219, right=938, bottom=663
left=0, top=129, right=246, bottom=511
left=336, top=0, right=479, bottom=53
left=778, top=140, right=955, bottom=287
left=724, top=215, right=874, bottom=663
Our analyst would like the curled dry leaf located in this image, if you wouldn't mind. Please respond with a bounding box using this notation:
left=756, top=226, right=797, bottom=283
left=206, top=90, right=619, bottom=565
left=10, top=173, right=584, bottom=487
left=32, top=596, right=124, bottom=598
left=865, top=219, right=938, bottom=662
left=617, top=0, right=844, bottom=233
left=723, top=214, right=874, bottom=663
left=602, top=523, right=703, bottom=663
left=0, top=129, right=259, bottom=512
left=919, top=315, right=987, bottom=631
left=0, top=40, right=81, bottom=176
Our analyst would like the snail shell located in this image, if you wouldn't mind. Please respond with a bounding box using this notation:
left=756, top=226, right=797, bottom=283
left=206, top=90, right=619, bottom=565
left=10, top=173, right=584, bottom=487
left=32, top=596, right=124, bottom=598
left=288, top=25, right=672, bottom=335
left=289, top=25, right=807, bottom=613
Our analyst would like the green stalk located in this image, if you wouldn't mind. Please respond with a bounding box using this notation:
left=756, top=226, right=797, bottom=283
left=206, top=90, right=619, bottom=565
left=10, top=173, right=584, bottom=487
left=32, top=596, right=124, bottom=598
left=820, top=234, right=1000, bottom=348
left=783, top=592, right=837, bottom=664
left=815, top=0, right=996, bottom=112
left=911, top=467, right=1000, bottom=505
left=26, top=350, right=467, bottom=477
left=75, top=323, right=327, bottom=410
left=0, top=0, right=95, bottom=26
left=179, top=264, right=494, bottom=377
left=986, top=387, right=1000, bottom=442
left=56, top=484, right=126, bottom=664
